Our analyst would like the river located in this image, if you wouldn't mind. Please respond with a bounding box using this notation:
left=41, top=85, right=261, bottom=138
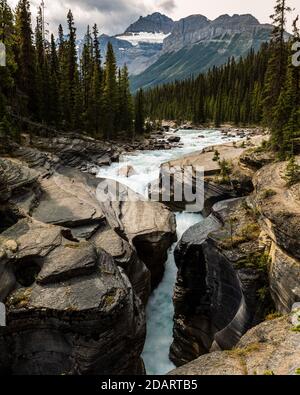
left=97, top=129, right=241, bottom=375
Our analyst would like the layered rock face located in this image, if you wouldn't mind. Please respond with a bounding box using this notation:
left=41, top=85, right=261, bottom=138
left=0, top=219, right=145, bottom=375
left=170, top=198, right=271, bottom=367
left=252, top=160, right=300, bottom=313
left=97, top=179, right=177, bottom=288
left=169, top=304, right=300, bottom=375
left=169, top=150, right=300, bottom=373
left=0, top=140, right=176, bottom=375
left=163, top=14, right=267, bottom=53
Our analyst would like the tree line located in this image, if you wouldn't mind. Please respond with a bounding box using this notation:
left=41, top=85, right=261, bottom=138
left=0, top=0, right=145, bottom=140
left=144, top=0, right=300, bottom=158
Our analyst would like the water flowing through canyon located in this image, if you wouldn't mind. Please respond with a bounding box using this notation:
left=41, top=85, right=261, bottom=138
left=97, top=129, right=240, bottom=374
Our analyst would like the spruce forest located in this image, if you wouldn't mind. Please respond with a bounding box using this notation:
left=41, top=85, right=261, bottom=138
left=0, top=0, right=144, bottom=141
left=144, top=1, right=300, bottom=157
left=0, top=0, right=299, bottom=157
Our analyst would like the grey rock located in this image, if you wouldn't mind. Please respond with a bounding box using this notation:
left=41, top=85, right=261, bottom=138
left=169, top=311, right=300, bottom=376
left=92, top=225, right=151, bottom=304
left=0, top=218, right=146, bottom=375
left=32, top=172, right=105, bottom=227
left=97, top=179, right=177, bottom=287
left=269, top=242, right=300, bottom=314
left=170, top=198, right=269, bottom=366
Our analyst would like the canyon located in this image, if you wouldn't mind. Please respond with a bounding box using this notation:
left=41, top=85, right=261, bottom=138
left=0, top=127, right=299, bottom=375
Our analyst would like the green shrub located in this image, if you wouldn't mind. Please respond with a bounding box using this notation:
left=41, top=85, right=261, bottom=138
left=213, top=149, right=220, bottom=162
left=284, top=156, right=300, bottom=187
left=260, top=189, right=277, bottom=199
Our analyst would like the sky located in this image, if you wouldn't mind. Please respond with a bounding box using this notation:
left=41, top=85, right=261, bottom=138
left=7, top=0, right=300, bottom=37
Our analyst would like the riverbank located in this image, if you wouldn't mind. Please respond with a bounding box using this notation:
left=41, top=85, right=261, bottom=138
left=0, top=128, right=298, bottom=376
left=163, top=134, right=266, bottom=177
left=167, top=142, right=300, bottom=373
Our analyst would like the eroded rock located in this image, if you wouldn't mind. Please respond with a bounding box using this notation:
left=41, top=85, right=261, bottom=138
left=0, top=218, right=146, bottom=375
left=97, top=179, right=176, bottom=287
left=170, top=198, right=271, bottom=367
left=169, top=306, right=300, bottom=376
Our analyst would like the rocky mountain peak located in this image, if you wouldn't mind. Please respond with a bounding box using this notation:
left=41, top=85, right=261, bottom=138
left=124, top=12, right=175, bottom=34
left=212, top=13, right=260, bottom=27
left=162, top=13, right=272, bottom=53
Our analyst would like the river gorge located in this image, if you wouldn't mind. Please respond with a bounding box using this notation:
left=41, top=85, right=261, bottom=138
left=0, top=127, right=299, bottom=376
left=97, top=129, right=241, bottom=374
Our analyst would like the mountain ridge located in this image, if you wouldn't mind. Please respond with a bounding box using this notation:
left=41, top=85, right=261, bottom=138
left=130, top=13, right=274, bottom=91
left=124, top=12, right=175, bottom=34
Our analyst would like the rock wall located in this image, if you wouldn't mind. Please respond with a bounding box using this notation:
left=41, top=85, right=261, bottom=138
left=0, top=143, right=176, bottom=375
left=170, top=151, right=300, bottom=372
left=170, top=198, right=269, bottom=366
left=0, top=219, right=145, bottom=375
left=169, top=304, right=300, bottom=375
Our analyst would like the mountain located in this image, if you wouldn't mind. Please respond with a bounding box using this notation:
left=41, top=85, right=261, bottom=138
left=124, top=12, right=175, bottom=34
left=96, top=12, right=174, bottom=76
left=131, top=14, right=274, bottom=91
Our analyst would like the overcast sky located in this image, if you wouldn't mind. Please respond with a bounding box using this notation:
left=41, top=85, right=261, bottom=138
left=7, top=0, right=300, bottom=37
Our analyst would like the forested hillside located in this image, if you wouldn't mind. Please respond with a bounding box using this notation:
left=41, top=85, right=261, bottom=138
left=144, top=0, right=300, bottom=157
left=0, top=0, right=145, bottom=141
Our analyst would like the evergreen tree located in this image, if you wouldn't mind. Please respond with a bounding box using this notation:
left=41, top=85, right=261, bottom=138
left=66, top=10, right=81, bottom=128
left=0, top=0, right=16, bottom=132
left=15, top=0, right=37, bottom=116
left=135, top=88, right=145, bottom=135
left=48, top=33, right=60, bottom=126
left=102, top=42, right=117, bottom=139
left=284, top=155, right=300, bottom=186
left=282, top=17, right=300, bottom=153
left=118, top=65, right=134, bottom=135
left=35, top=6, right=45, bottom=121
left=88, top=24, right=102, bottom=136
left=263, top=0, right=291, bottom=149
left=81, top=25, right=93, bottom=128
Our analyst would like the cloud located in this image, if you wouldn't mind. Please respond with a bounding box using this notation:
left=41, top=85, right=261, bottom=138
left=158, top=0, right=176, bottom=13
left=8, top=0, right=153, bottom=37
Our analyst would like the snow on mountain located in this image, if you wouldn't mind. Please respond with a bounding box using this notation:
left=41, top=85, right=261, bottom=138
left=116, top=32, right=171, bottom=47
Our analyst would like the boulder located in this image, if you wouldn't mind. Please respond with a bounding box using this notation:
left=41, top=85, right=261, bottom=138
left=0, top=218, right=146, bottom=375
left=92, top=225, right=151, bottom=304
left=97, top=179, right=177, bottom=287
left=32, top=171, right=105, bottom=228
left=168, top=136, right=181, bottom=143
left=118, top=165, right=137, bottom=178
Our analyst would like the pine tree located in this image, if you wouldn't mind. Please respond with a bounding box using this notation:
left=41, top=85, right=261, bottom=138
left=35, top=6, right=45, bottom=121
left=284, top=155, right=300, bottom=186
left=0, top=0, right=16, bottom=133
left=88, top=24, right=102, bottom=136
left=263, top=0, right=291, bottom=149
left=282, top=17, right=300, bottom=153
left=15, top=0, right=37, bottom=116
left=118, top=65, right=134, bottom=136
left=66, top=10, right=81, bottom=128
left=48, top=33, right=60, bottom=126
left=81, top=25, right=93, bottom=128
left=57, top=23, right=70, bottom=127
left=135, top=88, right=145, bottom=135
left=102, top=42, right=117, bottom=139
